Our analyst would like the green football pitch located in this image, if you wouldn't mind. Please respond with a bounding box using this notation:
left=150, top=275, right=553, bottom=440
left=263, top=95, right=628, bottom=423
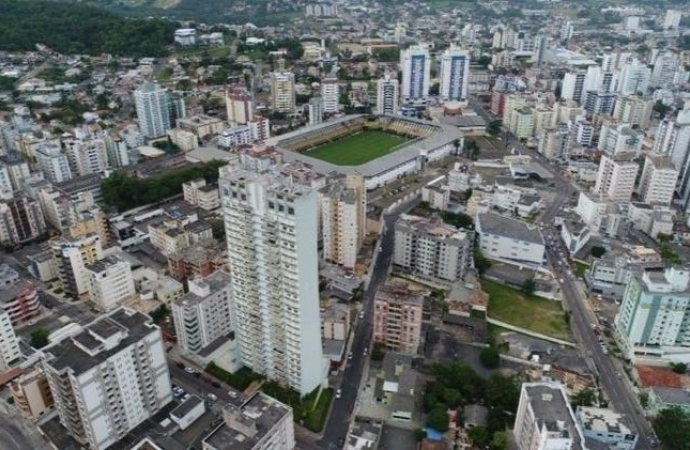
left=305, top=130, right=409, bottom=166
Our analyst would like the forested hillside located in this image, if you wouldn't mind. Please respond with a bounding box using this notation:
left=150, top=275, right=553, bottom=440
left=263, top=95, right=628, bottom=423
left=0, top=0, right=176, bottom=56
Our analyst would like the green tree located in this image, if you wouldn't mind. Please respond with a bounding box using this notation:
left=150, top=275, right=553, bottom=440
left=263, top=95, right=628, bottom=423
left=571, top=389, right=596, bottom=407
left=443, top=388, right=463, bottom=408
left=486, top=120, right=502, bottom=136
left=468, top=426, right=491, bottom=448
left=590, top=246, right=607, bottom=258
left=474, top=247, right=492, bottom=274
left=654, top=100, right=672, bottom=118
left=414, top=428, right=427, bottom=442
left=480, top=347, right=501, bottom=369
left=653, top=407, right=690, bottom=450
left=489, top=431, right=508, bottom=450
left=670, top=362, right=688, bottom=374
left=521, top=278, right=536, bottom=295
left=427, top=406, right=449, bottom=432
left=31, top=328, right=50, bottom=349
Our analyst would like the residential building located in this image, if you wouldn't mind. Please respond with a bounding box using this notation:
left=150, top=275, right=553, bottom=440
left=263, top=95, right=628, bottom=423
left=319, top=174, right=366, bottom=269
left=561, top=70, right=587, bottom=103
left=174, top=28, right=196, bottom=45
left=321, top=301, right=350, bottom=341
left=218, top=123, right=252, bottom=149
left=309, top=96, right=324, bottom=126
left=321, top=74, right=339, bottom=113
left=0, top=280, right=40, bottom=326
left=35, top=142, right=72, bottom=183
left=576, top=407, right=638, bottom=450
left=376, top=353, right=418, bottom=422
left=377, top=74, right=399, bottom=115
left=220, top=167, right=324, bottom=395
left=638, top=155, right=679, bottom=206
left=597, top=123, right=643, bottom=157
left=167, top=128, right=199, bottom=152
left=0, top=309, right=20, bottom=370
left=51, top=234, right=104, bottom=298
left=134, top=82, right=172, bottom=139
left=102, top=133, right=130, bottom=168
left=0, top=195, right=46, bottom=244
left=618, top=59, right=651, bottom=95
left=41, top=308, right=173, bottom=450
left=476, top=213, right=545, bottom=266
left=63, top=138, right=109, bottom=176
left=202, top=392, right=294, bottom=450
left=439, top=45, right=470, bottom=102
left=593, top=155, right=639, bottom=203
left=584, top=246, right=663, bottom=298
left=270, top=69, right=296, bottom=113
left=509, top=107, right=535, bottom=139
left=167, top=241, right=226, bottom=282
left=374, top=282, right=423, bottom=354
left=10, top=367, right=54, bottom=420
left=421, top=185, right=449, bottom=211
left=615, top=268, right=690, bottom=362
left=225, top=86, right=255, bottom=125
left=513, top=382, right=583, bottom=450
left=613, top=95, right=653, bottom=129
left=177, top=115, right=225, bottom=140
left=663, top=9, right=682, bottom=29
left=183, top=179, right=220, bottom=211
left=648, top=387, right=690, bottom=416
left=400, top=44, right=431, bottom=104
left=0, top=152, right=31, bottom=191
left=85, top=255, right=135, bottom=312
left=393, top=214, right=472, bottom=281
left=172, top=271, right=233, bottom=354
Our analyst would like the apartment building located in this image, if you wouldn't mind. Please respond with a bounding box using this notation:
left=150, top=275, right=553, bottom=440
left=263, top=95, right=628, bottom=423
left=373, top=282, right=424, bottom=355
left=638, top=155, right=679, bottom=206
left=270, top=70, right=296, bottom=113
left=513, top=382, right=583, bottom=450
left=613, top=95, right=653, bottom=129
left=148, top=218, right=212, bottom=257
left=616, top=267, right=690, bottom=362
left=176, top=115, right=225, bottom=140
left=308, top=96, right=324, bottom=126
left=320, top=74, right=340, bottom=113
left=439, top=45, right=470, bottom=102
left=0, top=280, right=41, bottom=326
left=476, top=213, right=545, bottom=266
left=0, top=195, right=47, bottom=245
left=134, top=82, right=172, bottom=139
left=394, top=214, right=472, bottom=282
left=10, top=367, right=54, bottom=420
left=597, top=123, right=643, bottom=156
left=0, top=309, right=20, bottom=371
left=319, top=174, right=366, bottom=269
left=51, top=234, right=104, bottom=298
left=400, top=44, right=431, bottom=104
left=183, top=179, right=220, bottom=211
left=202, top=393, right=295, bottom=450
left=172, top=271, right=233, bottom=354
left=85, top=255, right=136, bottom=312
left=593, top=155, right=639, bottom=203
left=35, top=142, right=72, bottom=183
left=225, top=85, right=255, bottom=125
left=376, top=74, right=399, bottom=115
left=41, top=308, right=173, bottom=450
left=167, top=241, right=226, bottom=282
left=63, top=138, right=109, bottom=176
left=576, top=407, right=638, bottom=450
left=220, top=167, right=324, bottom=395
left=167, top=128, right=198, bottom=152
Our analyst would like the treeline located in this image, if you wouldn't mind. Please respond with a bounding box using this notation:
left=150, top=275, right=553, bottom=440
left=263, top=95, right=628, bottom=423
left=101, top=160, right=226, bottom=212
left=0, top=0, right=176, bottom=56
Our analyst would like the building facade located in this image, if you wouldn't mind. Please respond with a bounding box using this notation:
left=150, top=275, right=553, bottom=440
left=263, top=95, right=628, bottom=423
left=439, top=45, right=470, bottom=102
left=10, top=367, right=54, bottom=420
left=0, top=309, right=20, bottom=371
left=593, top=155, right=639, bottom=203
left=85, top=255, right=136, bottom=312
left=400, top=45, right=431, bottom=104
left=638, top=155, right=679, bottom=206
left=134, top=82, right=171, bottom=139
left=374, top=282, right=423, bottom=354
left=0, top=280, right=40, bottom=326
left=476, top=213, right=545, bottom=266
left=376, top=74, right=399, bottom=115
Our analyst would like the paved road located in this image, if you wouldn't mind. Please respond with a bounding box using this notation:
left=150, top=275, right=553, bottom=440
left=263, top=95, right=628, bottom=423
left=319, top=202, right=416, bottom=450
left=470, top=96, right=657, bottom=449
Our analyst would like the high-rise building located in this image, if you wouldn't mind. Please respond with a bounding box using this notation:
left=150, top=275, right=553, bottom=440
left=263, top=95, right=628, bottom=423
left=202, top=392, right=295, bottom=450
left=85, top=255, right=136, bottom=312
left=51, top=234, right=104, bottom=298
left=0, top=195, right=46, bottom=244
left=41, top=308, right=173, bottom=450
left=613, top=95, right=653, bottom=130
left=320, top=74, right=340, bottom=113
left=134, top=82, right=172, bottom=139
left=0, top=152, right=31, bottom=191
left=638, top=155, right=679, bottom=206
left=597, top=123, right=643, bottom=157
left=561, top=71, right=587, bottom=103
left=393, top=214, right=472, bottom=282
left=400, top=44, right=431, bottom=104
left=172, top=271, right=233, bottom=354
left=319, top=174, right=366, bottom=269
left=102, top=133, right=130, bottom=168
left=270, top=70, right=296, bottom=113
left=513, top=382, right=583, bottom=450
left=10, top=367, right=54, bottom=420
left=376, top=74, right=399, bottom=115
left=560, top=21, right=574, bottom=41
left=616, top=268, right=690, bottom=362
left=0, top=309, right=20, bottom=371
left=593, top=155, right=639, bottom=203
left=220, top=167, right=324, bottom=395
left=63, top=138, right=109, bottom=176
left=439, top=45, right=470, bottom=102
left=0, top=280, right=41, bottom=326
left=373, top=282, right=423, bottom=355
left=225, top=86, right=255, bottom=125
left=35, top=142, right=72, bottom=183
left=651, top=53, right=682, bottom=89
left=308, top=96, right=324, bottom=126
left=663, top=9, right=682, bottom=30
left=618, top=59, right=651, bottom=95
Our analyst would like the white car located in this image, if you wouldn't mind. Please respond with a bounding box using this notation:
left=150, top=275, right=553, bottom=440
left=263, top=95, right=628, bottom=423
left=228, top=391, right=238, bottom=399
left=336, top=389, right=342, bottom=399
left=348, top=352, right=353, bottom=360
left=359, top=311, right=365, bottom=319
left=184, top=366, right=196, bottom=374
left=207, top=393, right=217, bottom=401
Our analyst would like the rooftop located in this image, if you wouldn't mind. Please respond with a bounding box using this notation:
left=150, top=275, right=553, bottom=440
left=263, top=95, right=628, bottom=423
left=174, top=271, right=231, bottom=307
left=170, top=395, right=204, bottom=420
left=396, top=214, right=471, bottom=244
left=523, top=383, right=581, bottom=447
left=650, top=387, right=690, bottom=406
left=576, top=407, right=634, bottom=436
left=635, top=365, right=683, bottom=389
left=85, top=255, right=128, bottom=274
left=477, top=212, right=543, bottom=245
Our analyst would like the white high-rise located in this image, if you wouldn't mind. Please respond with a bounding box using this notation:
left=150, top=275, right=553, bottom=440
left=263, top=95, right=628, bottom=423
left=220, top=167, right=324, bottom=395
left=638, top=155, right=679, bottom=206
left=35, top=142, right=73, bottom=184
left=41, top=308, right=172, bottom=450
left=593, top=155, right=639, bottom=203
left=0, top=309, right=20, bottom=371
left=85, top=255, right=136, bottom=312
left=320, top=74, right=339, bottom=114
left=270, top=71, right=296, bottom=113
left=376, top=74, right=399, bottom=115
left=439, top=45, right=470, bottom=102
left=618, top=59, right=651, bottom=95
left=134, top=82, right=172, bottom=139
left=663, top=9, right=682, bottom=30
left=308, top=97, right=324, bottom=126
left=400, top=44, right=431, bottom=104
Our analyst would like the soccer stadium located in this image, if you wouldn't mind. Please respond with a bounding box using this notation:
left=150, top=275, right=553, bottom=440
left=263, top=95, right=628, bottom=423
left=267, top=115, right=463, bottom=189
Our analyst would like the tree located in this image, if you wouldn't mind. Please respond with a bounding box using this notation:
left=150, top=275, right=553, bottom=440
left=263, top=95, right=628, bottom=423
left=489, top=431, right=508, bottom=450
left=486, top=120, right=503, bottom=136
left=468, top=426, right=491, bottom=448
left=474, top=247, right=492, bottom=274
left=443, top=388, right=463, bottom=408
left=31, top=328, right=50, bottom=349
left=590, top=246, right=607, bottom=258
left=480, top=347, right=500, bottom=369
left=521, top=278, right=536, bottom=296
left=653, top=407, right=690, bottom=450
left=571, top=388, right=596, bottom=407
left=670, top=362, right=688, bottom=374
left=426, top=406, right=449, bottom=432
left=414, top=429, right=427, bottom=442
left=654, top=100, right=672, bottom=118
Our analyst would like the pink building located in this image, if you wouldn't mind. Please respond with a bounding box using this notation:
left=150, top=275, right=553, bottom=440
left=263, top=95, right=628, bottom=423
left=374, top=282, right=424, bottom=355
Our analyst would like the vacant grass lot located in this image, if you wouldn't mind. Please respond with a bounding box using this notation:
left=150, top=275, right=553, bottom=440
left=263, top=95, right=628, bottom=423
left=483, top=279, right=570, bottom=340
left=305, top=130, right=408, bottom=166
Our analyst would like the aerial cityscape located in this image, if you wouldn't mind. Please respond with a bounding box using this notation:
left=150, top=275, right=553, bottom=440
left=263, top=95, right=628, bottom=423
left=0, top=0, right=690, bottom=448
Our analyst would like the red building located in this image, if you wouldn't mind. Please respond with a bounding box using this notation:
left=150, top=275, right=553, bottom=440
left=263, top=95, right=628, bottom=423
left=0, top=280, right=41, bottom=326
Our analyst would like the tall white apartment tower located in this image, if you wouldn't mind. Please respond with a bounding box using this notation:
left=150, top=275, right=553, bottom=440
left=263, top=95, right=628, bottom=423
left=376, top=74, right=399, bottom=115
left=618, top=59, right=651, bottom=95
left=225, top=86, right=255, bottom=125
left=0, top=309, right=20, bottom=371
left=638, top=155, right=679, bottom=206
left=593, top=155, right=639, bottom=203
left=400, top=44, right=431, bottom=104
left=35, top=142, right=73, bottom=184
left=664, top=9, right=682, bottom=30
left=270, top=69, right=296, bottom=113
left=220, top=167, right=324, bottom=395
left=134, top=82, right=171, bottom=139
left=320, top=74, right=340, bottom=114
left=439, top=45, right=470, bottom=103
left=41, top=308, right=172, bottom=450
left=308, top=96, right=324, bottom=126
